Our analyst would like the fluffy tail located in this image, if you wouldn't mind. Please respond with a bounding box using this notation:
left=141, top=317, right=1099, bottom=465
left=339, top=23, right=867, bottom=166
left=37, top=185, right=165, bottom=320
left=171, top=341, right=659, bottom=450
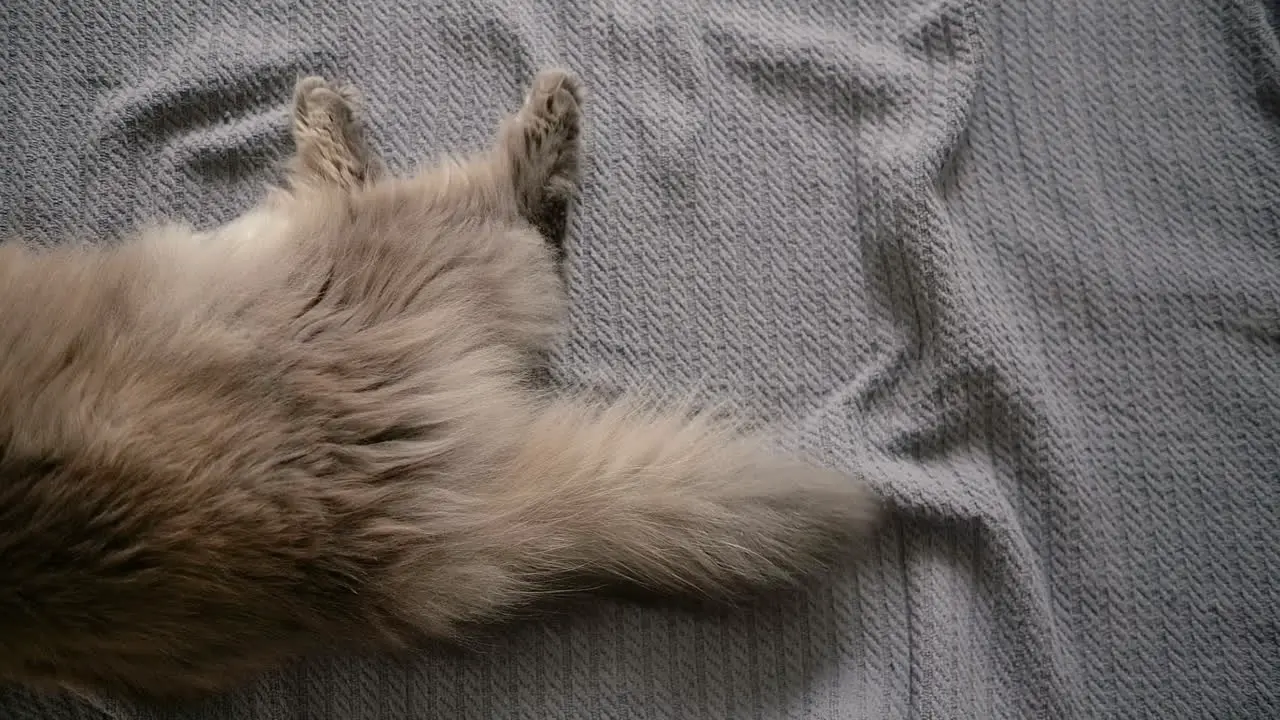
left=440, top=396, right=878, bottom=608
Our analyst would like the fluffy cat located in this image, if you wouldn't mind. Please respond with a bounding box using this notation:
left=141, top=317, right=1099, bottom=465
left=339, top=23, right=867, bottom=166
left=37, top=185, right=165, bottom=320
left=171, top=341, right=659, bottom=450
left=0, top=69, right=878, bottom=703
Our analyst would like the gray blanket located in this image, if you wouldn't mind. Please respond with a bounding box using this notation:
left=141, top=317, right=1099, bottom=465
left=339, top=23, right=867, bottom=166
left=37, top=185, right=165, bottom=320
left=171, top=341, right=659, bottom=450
left=3, top=0, right=1278, bottom=717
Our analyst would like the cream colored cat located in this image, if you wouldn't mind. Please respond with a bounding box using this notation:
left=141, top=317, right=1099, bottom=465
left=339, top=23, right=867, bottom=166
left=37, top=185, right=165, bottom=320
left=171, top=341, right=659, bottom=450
left=0, top=69, right=878, bottom=703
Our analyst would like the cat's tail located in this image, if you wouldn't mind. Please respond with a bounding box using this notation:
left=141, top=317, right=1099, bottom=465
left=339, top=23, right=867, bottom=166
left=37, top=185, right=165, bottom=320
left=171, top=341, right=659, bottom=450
left=428, top=395, right=878, bottom=615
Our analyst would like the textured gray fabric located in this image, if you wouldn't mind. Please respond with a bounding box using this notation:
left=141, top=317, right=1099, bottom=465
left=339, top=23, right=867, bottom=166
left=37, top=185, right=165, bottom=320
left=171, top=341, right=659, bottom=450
left=2, top=0, right=1279, bottom=717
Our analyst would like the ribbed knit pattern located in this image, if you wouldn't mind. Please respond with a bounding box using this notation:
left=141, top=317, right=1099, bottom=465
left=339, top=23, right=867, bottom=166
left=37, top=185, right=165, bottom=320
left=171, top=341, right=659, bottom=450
left=2, top=0, right=1278, bottom=717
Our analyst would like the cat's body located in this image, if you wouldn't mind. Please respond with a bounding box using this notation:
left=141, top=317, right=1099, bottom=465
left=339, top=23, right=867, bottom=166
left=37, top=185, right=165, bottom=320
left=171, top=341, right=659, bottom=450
left=0, top=71, right=877, bottom=703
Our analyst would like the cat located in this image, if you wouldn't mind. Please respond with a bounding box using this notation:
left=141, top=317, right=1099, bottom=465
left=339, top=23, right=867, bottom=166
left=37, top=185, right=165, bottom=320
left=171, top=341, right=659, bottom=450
left=0, top=69, right=879, bottom=703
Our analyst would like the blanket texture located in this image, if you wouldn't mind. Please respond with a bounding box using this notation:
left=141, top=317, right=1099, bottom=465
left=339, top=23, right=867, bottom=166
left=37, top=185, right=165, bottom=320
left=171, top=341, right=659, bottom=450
left=2, top=0, right=1278, bottom=717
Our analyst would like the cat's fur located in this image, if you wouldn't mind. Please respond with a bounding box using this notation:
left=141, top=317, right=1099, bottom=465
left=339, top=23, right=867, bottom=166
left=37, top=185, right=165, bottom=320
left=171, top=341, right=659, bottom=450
left=0, top=70, right=878, bottom=703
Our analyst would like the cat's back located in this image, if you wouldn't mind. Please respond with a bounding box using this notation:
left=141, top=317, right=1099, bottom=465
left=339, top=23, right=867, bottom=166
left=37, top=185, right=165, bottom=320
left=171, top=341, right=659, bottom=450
left=0, top=234, right=289, bottom=454
left=0, top=235, right=425, bottom=694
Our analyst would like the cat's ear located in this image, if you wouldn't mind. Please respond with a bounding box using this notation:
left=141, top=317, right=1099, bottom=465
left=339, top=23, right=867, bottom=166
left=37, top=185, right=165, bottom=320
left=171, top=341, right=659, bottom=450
left=288, top=76, right=385, bottom=191
left=494, top=69, right=584, bottom=251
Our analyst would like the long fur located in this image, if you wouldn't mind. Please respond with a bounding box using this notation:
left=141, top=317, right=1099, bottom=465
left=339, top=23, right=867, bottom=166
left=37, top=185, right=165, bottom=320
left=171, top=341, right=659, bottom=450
left=0, top=70, right=878, bottom=702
